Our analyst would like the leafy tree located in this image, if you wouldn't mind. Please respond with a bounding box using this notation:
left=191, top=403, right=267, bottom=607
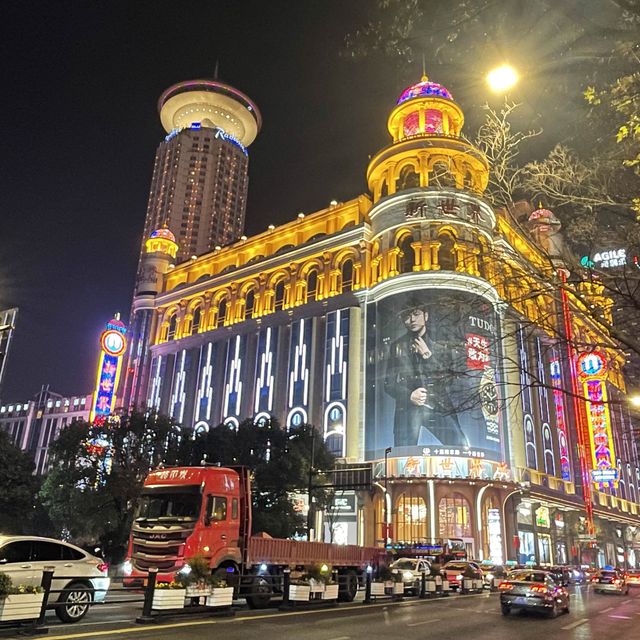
left=40, top=412, right=185, bottom=563
left=0, top=430, right=40, bottom=534
left=189, top=418, right=334, bottom=538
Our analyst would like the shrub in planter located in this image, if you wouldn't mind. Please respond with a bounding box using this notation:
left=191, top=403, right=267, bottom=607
left=0, top=573, right=45, bottom=622
left=178, top=555, right=215, bottom=596
left=152, top=581, right=187, bottom=610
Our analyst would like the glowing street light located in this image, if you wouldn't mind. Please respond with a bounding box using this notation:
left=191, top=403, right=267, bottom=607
left=487, top=64, right=519, bottom=93
left=630, top=394, right=640, bottom=408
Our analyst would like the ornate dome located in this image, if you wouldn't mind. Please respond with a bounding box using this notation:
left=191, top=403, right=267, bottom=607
left=149, top=226, right=177, bottom=243
left=397, top=76, right=453, bottom=105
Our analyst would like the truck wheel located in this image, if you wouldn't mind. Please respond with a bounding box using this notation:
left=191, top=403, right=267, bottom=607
left=246, top=575, right=272, bottom=609
left=338, top=570, right=358, bottom=602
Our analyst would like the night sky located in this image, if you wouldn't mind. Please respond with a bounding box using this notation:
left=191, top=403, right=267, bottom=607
left=0, top=1, right=617, bottom=401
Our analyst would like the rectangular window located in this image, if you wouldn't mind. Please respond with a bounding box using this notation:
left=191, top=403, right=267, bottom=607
left=208, top=496, right=227, bottom=521
left=232, top=498, right=238, bottom=519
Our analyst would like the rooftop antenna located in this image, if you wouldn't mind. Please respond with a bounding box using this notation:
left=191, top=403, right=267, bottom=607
left=421, top=52, right=428, bottom=81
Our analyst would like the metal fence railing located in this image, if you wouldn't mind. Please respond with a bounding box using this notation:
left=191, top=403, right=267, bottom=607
left=0, top=565, right=487, bottom=633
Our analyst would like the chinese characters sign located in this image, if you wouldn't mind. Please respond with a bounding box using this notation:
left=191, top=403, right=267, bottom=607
left=576, top=352, right=617, bottom=486
left=90, top=319, right=127, bottom=423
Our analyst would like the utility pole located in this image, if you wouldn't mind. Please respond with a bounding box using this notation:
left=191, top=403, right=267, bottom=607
left=384, top=447, right=392, bottom=545
left=307, top=427, right=316, bottom=540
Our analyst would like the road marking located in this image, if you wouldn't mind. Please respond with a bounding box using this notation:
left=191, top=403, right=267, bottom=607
left=622, top=599, right=632, bottom=604
left=601, top=606, right=614, bottom=612
left=561, top=618, right=588, bottom=630
left=609, top=615, right=631, bottom=619
left=407, top=618, right=441, bottom=627
left=328, top=636, right=351, bottom=640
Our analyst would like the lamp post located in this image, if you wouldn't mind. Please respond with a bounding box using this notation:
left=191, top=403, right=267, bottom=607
left=307, top=427, right=316, bottom=541
left=384, top=447, right=392, bottom=546
left=502, top=482, right=529, bottom=563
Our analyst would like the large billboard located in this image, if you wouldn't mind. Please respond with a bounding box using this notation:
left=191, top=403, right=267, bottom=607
left=365, top=289, right=505, bottom=466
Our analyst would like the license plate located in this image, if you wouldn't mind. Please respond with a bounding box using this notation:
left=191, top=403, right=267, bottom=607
left=514, top=597, right=527, bottom=605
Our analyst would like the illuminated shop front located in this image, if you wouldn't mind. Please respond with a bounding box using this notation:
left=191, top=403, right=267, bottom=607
left=124, top=73, right=640, bottom=554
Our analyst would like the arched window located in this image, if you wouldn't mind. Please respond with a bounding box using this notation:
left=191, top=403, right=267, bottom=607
left=431, top=161, right=456, bottom=188
left=397, top=165, right=419, bottom=191
left=166, top=313, right=177, bottom=341
left=398, top=235, right=414, bottom=274
left=191, top=307, right=202, bottom=335
left=437, top=232, right=456, bottom=271
left=543, top=424, right=555, bottom=476
left=216, top=298, right=228, bottom=328
left=395, top=494, right=428, bottom=543
left=274, top=279, right=286, bottom=311
left=245, top=289, right=256, bottom=319
left=380, top=180, right=388, bottom=198
left=438, top=493, right=472, bottom=538
left=340, top=259, right=354, bottom=292
left=306, top=269, right=318, bottom=302
left=525, top=415, right=538, bottom=470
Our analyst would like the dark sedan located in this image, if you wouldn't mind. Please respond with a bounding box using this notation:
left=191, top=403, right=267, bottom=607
left=499, top=570, right=570, bottom=617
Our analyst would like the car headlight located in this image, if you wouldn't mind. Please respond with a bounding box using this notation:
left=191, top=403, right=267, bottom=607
left=457, top=574, right=463, bottom=580
left=487, top=573, right=494, bottom=580
left=123, top=560, right=132, bottom=576
left=178, top=563, right=192, bottom=576
left=403, top=571, right=414, bottom=581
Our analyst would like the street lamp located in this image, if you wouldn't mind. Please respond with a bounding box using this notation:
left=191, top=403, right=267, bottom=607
left=630, top=394, right=640, bottom=409
left=384, top=447, right=392, bottom=546
left=486, top=64, right=519, bottom=93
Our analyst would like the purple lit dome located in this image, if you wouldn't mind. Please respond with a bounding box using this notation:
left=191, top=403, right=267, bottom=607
left=149, top=226, right=177, bottom=242
left=397, top=76, right=453, bottom=105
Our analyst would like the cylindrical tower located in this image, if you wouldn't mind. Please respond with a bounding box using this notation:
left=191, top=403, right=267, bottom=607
left=121, top=226, right=179, bottom=411
left=143, top=78, right=262, bottom=263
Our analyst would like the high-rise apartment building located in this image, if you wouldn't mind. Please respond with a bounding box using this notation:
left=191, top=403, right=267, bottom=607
left=142, top=79, right=261, bottom=262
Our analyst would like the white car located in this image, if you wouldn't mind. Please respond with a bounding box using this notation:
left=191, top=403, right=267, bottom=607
left=0, top=535, right=110, bottom=622
left=390, top=558, right=432, bottom=594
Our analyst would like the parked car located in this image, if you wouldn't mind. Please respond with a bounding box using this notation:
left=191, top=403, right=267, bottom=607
left=547, top=566, right=571, bottom=586
left=480, top=564, right=508, bottom=588
left=499, top=569, right=570, bottom=617
left=592, top=569, right=629, bottom=595
left=624, top=569, right=640, bottom=586
left=0, top=536, right=110, bottom=622
left=568, top=566, right=587, bottom=584
left=389, top=557, right=431, bottom=594
left=443, top=560, right=483, bottom=590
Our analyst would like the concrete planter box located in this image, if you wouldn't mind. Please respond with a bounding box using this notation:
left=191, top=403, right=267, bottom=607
left=185, top=585, right=212, bottom=598
left=206, top=587, right=234, bottom=607
left=434, top=576, right=442, bottom=586
left=463, top=579, right=473, bottom=591
left=0, top=593, right=44, bottom=621
left=426, top=580, right=437, bottom=592
left=370, top=582, right=386, bottom=596
left=152, top=589, right=186, bottom=610
left=393, top=582, right=405, bottom=596
left=442, top=580, right=450, bottom=591
left=289, top=585, right=311, bottom=602
left=322, top=584, right=339, bottom=600
left=309, top=580, right=325, bottom=595
left=473, top=579, right=484, bottom=591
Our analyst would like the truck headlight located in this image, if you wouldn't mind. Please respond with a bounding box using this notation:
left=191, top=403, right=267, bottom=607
left=403, top=571, right=414, bottom=581
left=123, top=560, right=132, bottom=576
left=178, top=564, right=192, bottom=576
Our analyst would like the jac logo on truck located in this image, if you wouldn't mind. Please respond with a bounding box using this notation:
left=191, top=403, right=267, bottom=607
left=148, top=533, right=168, bottom=540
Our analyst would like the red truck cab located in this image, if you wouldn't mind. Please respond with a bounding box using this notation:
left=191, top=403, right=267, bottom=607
left=125, top=466, right=244, bottom=583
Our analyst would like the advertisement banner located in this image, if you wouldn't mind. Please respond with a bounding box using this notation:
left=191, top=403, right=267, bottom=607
left=365, top=289, right=504, bottom=463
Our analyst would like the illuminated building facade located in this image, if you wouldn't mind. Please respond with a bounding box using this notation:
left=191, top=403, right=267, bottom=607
left=0, top=385, right=91, bottom=474
left=143, top=79, right=261, bottom=263
left=125, top=75, right=640, bottom=565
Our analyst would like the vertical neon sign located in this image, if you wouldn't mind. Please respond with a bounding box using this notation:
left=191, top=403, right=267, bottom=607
left=90, top=316, right=127, bottom=423
left=549, top=356, right=571, bottom=480
left=576, top=351, right=617, bottom=485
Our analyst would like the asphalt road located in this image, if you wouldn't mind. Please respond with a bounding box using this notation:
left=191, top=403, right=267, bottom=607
left=1, top=584, right=639, bottom=640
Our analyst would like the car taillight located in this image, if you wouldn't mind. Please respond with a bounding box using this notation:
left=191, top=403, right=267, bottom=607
left=498, top=582, right=513, bottom=590
left=97, top=562, right=109, bottom=573
left=613, top=579, right=620, bottom=585
left=530, top=585, right=547, bottom=594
